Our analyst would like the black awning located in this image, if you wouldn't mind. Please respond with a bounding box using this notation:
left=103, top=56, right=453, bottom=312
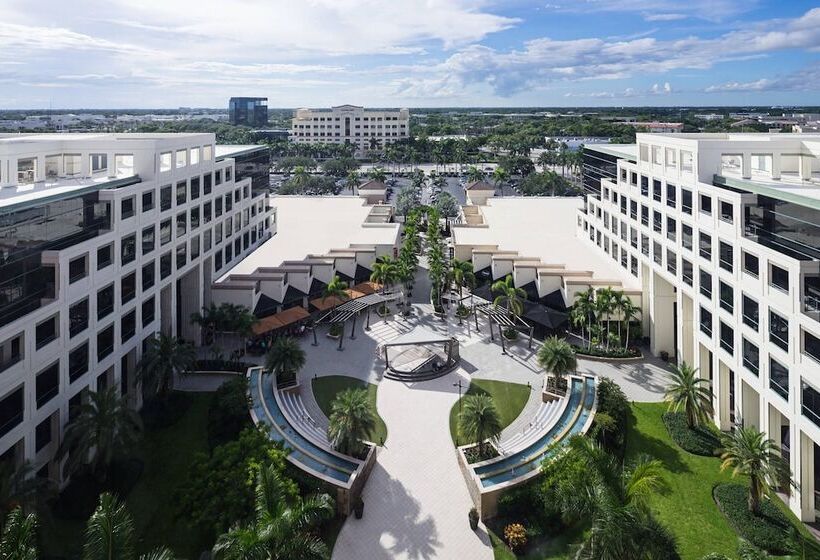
left=355, top=264, right=372, bottom=283
left=282, top=285, right=307, bottom=305
left=308, top=278, right=327, bottom=298
left=335, top=270, right=354, bottom=283
left=471, top=283, right=494, bottom=303
left=253, top=294, right=279, bottom=318
left=541, top=289, right=567, bottom=312
left=519, top=281, right=540, bottom=303
left=522, top=300, right=569, bottom=330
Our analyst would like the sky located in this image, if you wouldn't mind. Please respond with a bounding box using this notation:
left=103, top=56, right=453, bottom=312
left=0, top=0, right=819, bottom=109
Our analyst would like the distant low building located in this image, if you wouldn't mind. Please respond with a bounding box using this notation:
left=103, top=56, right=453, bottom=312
left=252, top=129, right=290, bottom=142
left=625, top=122, right=683, bottom=134
left=291, top=105, right=409, bottom=151
left=694, top=113, right=724, bottom=121
left=229, top=97, right=268, bottom=127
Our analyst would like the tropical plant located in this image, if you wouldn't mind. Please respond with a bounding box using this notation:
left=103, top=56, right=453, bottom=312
left=83, top=492, right=136, bottom=560
left=466, top=166, right=484, bottom=183
left=370, top=256, right=398, bottom=295
left=594, top=287, right=617, bottom=350
left=458, top=394, right=503, bottom=458
left=719, top=426, right=793, bottom=514
left=345, top=170, right=360, bottom=195
left=0, top=507, right=37, bottom=560
left=136, top=334, right=196, bottom=401
left=368, top=167, right=387, bottom=183
left=0, top=461, right=54, bottom=523
left=547, top=436, right=678, bottom=559
left=322, top=274, right=350, bottom=339
left=450, top=259, right=476, bottom=317
left=492, top=166, right=509, bottom=189
left=434, top=192, right=460, bottom=219
left=491, top=275, right=526, bottom=318
left=212, top=464, right=334, bottom=560
left=664, top=362, right=713, bottom=429
left=265, top=337, right=306, bottom=387
left=291, top=166, right=310, bottom=188
left=537, top=336, right=577, bottom=391
left=327, top=388, right=376, bottom=457
left=60, top=387, right=142, bottom=481
left=618, top=293, right=642, bottom=349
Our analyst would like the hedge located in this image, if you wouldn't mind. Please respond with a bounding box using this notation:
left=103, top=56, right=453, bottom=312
left=571, top=344, right=641, bottom=359
left=662, top=411, right=721, bottom=456
left=713, top=483, right=795, bottom=555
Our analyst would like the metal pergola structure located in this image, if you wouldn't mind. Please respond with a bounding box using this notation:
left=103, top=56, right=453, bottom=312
left=314, top=291, right=402, bottom=350
left=471, top=298, right=536, bottom=354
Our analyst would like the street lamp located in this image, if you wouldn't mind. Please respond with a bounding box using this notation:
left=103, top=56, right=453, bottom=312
left=453, top=378, right=464, bottom=446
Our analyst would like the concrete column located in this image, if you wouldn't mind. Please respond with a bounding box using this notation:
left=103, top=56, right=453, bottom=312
left=742, top=153, right=752, bottom=179
left=80, top=152, right=90, bottom=178
left=6, top=158, right=17, bottom=187
left=107, top=153, right=117, bottom=178
left=740, top=381, right=760, bottom=429
left=716, top=361, right=731, bottom=430
left=649, top=271, right=675, bottom=358
left=799, top=155, right=813, bottom=181
left=34, top=156, right=46, bottom=183
left=771, top=152, right=781, bottom=180
left=797, top=431, right=815, bottom=521
left=679, top=293, right=694, bottom=365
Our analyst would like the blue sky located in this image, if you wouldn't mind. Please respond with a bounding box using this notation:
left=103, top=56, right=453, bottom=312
left=0, top=0, right=818, bottom=109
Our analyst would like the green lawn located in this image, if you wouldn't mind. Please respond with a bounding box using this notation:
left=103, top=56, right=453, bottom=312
left=311, top=375, right=388, bottom=444
left=449, top=379, right=531, bottom=446
left=127, top=393, right=214, bottom=557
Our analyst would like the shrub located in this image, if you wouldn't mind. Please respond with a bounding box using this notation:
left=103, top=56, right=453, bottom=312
left=737, top=540, right=769, bottom=560
left=207, top=376, right=251, bottom=449
left=571, top=344, right=641, bottom=359
left=329, top=323, right=343, bottom=337
left=662, top=411, right=720, bottom=456
left=504, top=522, right=527, bottom=552
left=713, top=483, right=795, bottom=555
left=595, top=378, right=630, bottom=456
left=497, top=478, right=561, bottom=537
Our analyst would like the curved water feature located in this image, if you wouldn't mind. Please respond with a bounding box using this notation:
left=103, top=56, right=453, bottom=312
left=248, top=367, right=360, bottom=485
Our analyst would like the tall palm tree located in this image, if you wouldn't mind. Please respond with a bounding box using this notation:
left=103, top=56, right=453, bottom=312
left=83, top=492, right=135, bottom=560
left=450, top=259, right=475, bottom=322
left=346, top=170, right=360, bottom=195
left=664, top=362, right=713, bottom=429
left=594, top=287, right=617, bottom=349
left=458, top=394, right=503, bottom=457
left=291, top=166, right=310, bottom=188
left=537, top=336, right=577, bottom=392
left=720, top=427, right=793, bottom=514
left=368, top=167, right=387, bottom=183
left=370, top=257, right=398, bottom=295
left=0, top=507, right=37, bottom=560
left=466, top=166, right=484, bottom=183
left=213, top=464, right=333, bottom=560
left=323, top=274, right=350, bottom=338
left=190, top=302, right=223, bottom=345
left=491, top=275, right=526, bottom=319
left=551, top=436, right=676, bottom=560
left=60, top=388, right=142, bottom=481
left=136, top=334, right=196, bottom=402
left=222, top=303, right=257, bottom=358
left=265, top=337, right=306, bottom=387
left=618, top=294, right=642, bottom=350
left=537, top=150, right=553, bottom=173
left=327, top=388, right=376, bottom=456
left=492, top=167, right=509, bottom=190
left=572, top=288, right=596, bottom=349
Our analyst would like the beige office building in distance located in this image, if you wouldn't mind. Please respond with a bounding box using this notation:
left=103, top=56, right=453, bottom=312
left=291, top=105, right=409, bottom=151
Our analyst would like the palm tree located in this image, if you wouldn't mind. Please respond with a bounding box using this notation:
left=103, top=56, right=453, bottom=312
left=619, top=294, right=642, bottom=350
left=291, top=166, right=310, bottom=188
left=458, top=394, right=503, bottom=457
left=327, top=388, right=376, bottom=456
left=83, top=492, right=135, bottom=560
left=190, top=302, right=223, bottom=345
left=551, top=436, right=676, bottom=559
left=664, top=362, right=713, bottom=429
left=537, top=336, right=577, bottom=393
left=491, top=275, right=526, bottom=319
left=370, top=257, right=398, bottom=295
left=136, top=334, right=196, bottom=402
left=466, top=166, right=484, bottom=183
left=222, top=303, right=257, bottom=359
left=720, top=427, right=793, bottom=515
left=537, top=150, right=553, bottom=173
left=213, top=464, right=333, bottom=560
left=265, top=337, right=306, bottom=387
left=594, top=287, right=616, bottom=349
left=0, top=507, right=37, bottom=560
left=60, top=388, right=142, bottom=481
left=368, top=167, right=387, bottom=183
left=323, top=274, right=350, bottom=339
left=346, top=170, right=360, bottom=195
left=492, top=167, right=509, bottom=191
left=572, top=288, right=596, bottom=349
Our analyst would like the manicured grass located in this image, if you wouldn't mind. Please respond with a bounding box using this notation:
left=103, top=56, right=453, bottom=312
left=449, top=379, right=530, bottom=446
left=127, top=393, right=214, bottom=557
left=311, top=375, right=388, bottom=444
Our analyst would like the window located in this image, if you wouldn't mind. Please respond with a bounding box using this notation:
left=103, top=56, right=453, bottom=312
left=215, top=197, right=223, bottom=217
left=0, top=388, right=23, bottom=437
left=666, top=216, right=676, bottom=242
left=769, top=311, right=789, bottom=351
left=121, top=310, right=136, bottom=343
left=682, top=189, right=693, bottom=214
left=234, top=189, right=241, bottom=203
left=142, top=297, right=155, bottom=327
left=743, top=252, right=759, bottom=277
left=666, top=183, right=676, bottom=208
left=97, top=285, right=114, bottom=319
left=720, top=322, right=734, bottom=354
left=35, top=315, right=58, bottom=349
left=203, top=173, right=212, bottom=195
left=69, top=299, right=89, bottom=337
left=68, top=342, right=89, bottom=382
left=770, top=265, right=789, bottom=293
left=682, top=259, right=693, bottom=286
left=160, top=185, right=172, bottom=211
left=191, top=177, right=200, bottom=200
left=190, top=207, right=200, bottom=230
left=653, top=179, right=662, bottom=202
left=641, top=205, right=649, bottom=226
left=97, top=244, right=113, bottom=270
left=142, top=261, right=155, bottom=291
left=225, top=217, right=233, bottom=238
left=653, top=211, right=662, bottom=233
left=142, top=190, right=155, bottom=212
left=160, top=219, right=172, bottom=246
left=121, top=197, right=135, bottom=220
left=666, top=249, right=676, bottom=275
left=176, top=212, right=187, bottom=237
left=97, top=325, right=114, bottom=361
left=176, top=181, right=187, bottom=205
left=175, top=150, right=187, bottom=168
left=35, top=363, right=59, bottom=408
left=225, top=166, right=232, bottom=182
left=700, top=194, right=712, bottom=215
left=719, top=201, right=734, bottom=224
left=214, top=250, right=223, bottom=271
left=225, top=243, right=233, bottom=263
left=700, top=269, right=712, bottom=299
left=121, top=234, right=136, bottom=265
left=204, top=201, right=212, bottom=223
left=682, top=224, right=693, bottom=251
left=190, top=147, right=200, bottom=166
left=700, top=306, right=713, bottom=337
left=225, top=193, right=233, bottom=212
left=204, top=229, right=212, bottom=252
left=190, top=236, right=200, bottom=260
left=804, top=330, right=820, bottom=364
left=141, top=225, right=155, bottom=255
left=719, top=241, right=733, bottom=272
left=743, top=338, right=759, bottom=375
left=160, top=152, right=172, bottom=172
left=121, top=273, right=136, bottom=304
left=653, top=241, right=663, bottom=266
left=215, top=169, right=222, bottom=186
left=35, top=417, right=51, bottom=452
left=176, top=244, right=187, bottom=269
left=630, top=200, right=637, bottom=220
left=699, top=232, right=712, bottom=261
left=770, top=358, right=789, bottom=400
left=69, top=255, right=87, bottom=283
left=802, top=380, right=820, bottom=427
left=742, top=296, right=759, bottom=330
left=719, top=281, right=734, bottom=313
left=160, top=252, right=172, bottom=279
left=640, top=176, right=648, bottom=197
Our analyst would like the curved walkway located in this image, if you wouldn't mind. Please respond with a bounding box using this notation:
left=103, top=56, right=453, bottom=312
left=332, top=369, right=493, bottom=560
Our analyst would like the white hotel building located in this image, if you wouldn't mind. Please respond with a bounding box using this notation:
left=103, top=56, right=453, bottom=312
left=290, top=105, right=410, bottom=151
left=580, top=133, right=820, bottom=521
left=0, top=133, right=273, bottom=481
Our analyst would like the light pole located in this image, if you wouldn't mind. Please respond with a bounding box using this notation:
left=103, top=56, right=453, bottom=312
left=453, top=379, right=464, bottom=446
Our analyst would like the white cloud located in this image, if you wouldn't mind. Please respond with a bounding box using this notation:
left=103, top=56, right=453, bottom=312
left=643, top=13, right=687, bottom=21
left=704, top=62, right=820, bottom=93
left=544, top=0, right=757, bottom=22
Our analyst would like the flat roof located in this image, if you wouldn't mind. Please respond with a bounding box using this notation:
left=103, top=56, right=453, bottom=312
left=215, top=144, right=268, bottom=160
left=0, top=175, right=140, bottom=213
left=584, top=143, right=637, bottom=161
left=714, top=173, right=820, bottom=210
left=452, top=197, right=639, bottom=289
left=217, top=196, right=400, bottom=281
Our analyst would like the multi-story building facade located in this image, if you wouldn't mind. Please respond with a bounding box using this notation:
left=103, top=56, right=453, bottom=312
left=228, top=97, right=268, bottom=127
left=0, top=133, right=273, bottom=481
left=290, top=105, right=409, bottom=151
left=579, top=133, right=820, bottom=521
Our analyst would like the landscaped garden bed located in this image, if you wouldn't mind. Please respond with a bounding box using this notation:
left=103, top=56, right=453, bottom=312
left=462, top=442, right=500, bottom=463
left=312, top=375, right=388, bottom=444
left=713, top=483, right=796, bottom=555
left=571, top=343, right=642, bottom=360
left=662, top=411, right=720, bottom=456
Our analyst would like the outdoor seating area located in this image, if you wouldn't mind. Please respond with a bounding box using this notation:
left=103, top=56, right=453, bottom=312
left=381, top=326, right=460, bottom=381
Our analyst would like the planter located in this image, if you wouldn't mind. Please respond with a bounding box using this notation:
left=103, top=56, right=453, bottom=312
left=502, top=328, right=518, bottom=341
left=469, top=508, right=480, bottom=530
left=353, top=497, right=364, bottom=519
left=660, top=350, right=669, bottom=362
